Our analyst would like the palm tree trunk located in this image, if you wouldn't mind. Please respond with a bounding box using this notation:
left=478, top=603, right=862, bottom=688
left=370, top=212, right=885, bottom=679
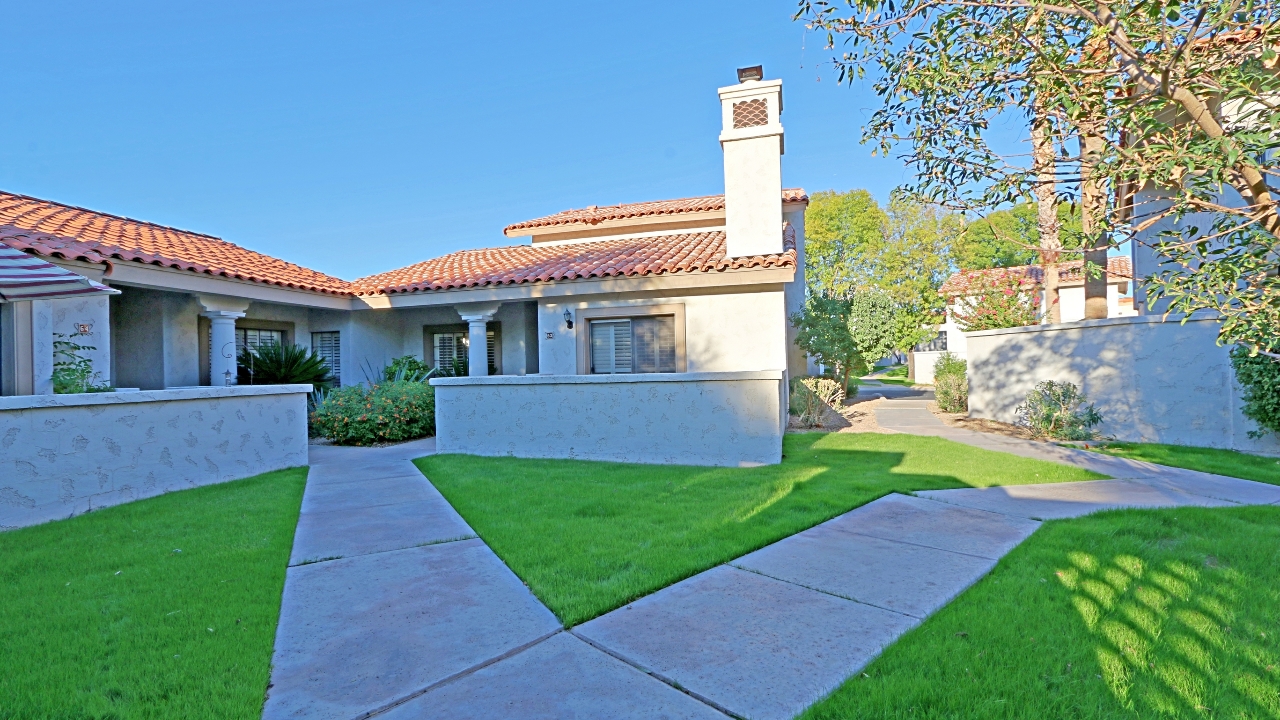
left=1032, top=99, right=1062, bottom=324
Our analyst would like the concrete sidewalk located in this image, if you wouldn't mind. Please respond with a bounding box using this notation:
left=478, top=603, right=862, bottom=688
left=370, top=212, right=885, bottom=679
left=267, top=424, right=1280, bottom=720
left=264, top=438, right=721, bottom=720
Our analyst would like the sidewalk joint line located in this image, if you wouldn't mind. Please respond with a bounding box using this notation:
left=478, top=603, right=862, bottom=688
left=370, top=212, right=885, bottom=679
left=724, top=564, right=924, bottom=620
left=356, top=629, right=564, bottom=720
left=288, top=535, right=478, bottom=567
left=568, top=630, right=740, bottom=719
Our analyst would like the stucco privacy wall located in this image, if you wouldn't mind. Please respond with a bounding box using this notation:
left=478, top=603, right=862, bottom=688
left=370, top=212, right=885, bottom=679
left=0, top=385, right=310, bottom=530
left=432, top=371, right=785, bottom=466
left=966, top=314, right=1280, bottom=454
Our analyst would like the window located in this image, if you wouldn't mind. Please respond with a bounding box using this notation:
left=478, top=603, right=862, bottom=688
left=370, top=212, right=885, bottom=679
left=589, top=316, right=676, bottom=374
left=913, top=331, right=948, bottom=352
left=311, top=331, right=341, bottom=386
left=236, top=328, right=283, bottom=356
left=434, top=331, right=496, bottom=374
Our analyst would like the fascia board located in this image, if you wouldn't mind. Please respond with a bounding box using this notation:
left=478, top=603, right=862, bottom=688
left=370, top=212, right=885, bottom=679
left=105, top=262, right=355, bottom=310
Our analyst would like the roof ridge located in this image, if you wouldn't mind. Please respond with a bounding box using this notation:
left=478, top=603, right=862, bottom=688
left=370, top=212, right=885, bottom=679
left=0, top=190, right=223, bottom=241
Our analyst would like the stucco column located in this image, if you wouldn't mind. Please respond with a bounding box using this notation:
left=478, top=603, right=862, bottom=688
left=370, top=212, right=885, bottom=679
left=455, top=302, right=503, bottom=377
left=203, top=311, right=244, bottom=385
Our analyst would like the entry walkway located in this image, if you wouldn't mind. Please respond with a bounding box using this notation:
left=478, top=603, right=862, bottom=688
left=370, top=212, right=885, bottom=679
left=267, top=426, right=1280, bottom=720
left=264, top=439, right=720, bottom=720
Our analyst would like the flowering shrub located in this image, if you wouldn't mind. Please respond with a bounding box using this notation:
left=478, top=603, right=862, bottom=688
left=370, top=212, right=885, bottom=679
left=310, top=381, right=435, bottom=446
left=951, top=269, right=1041, bottom=331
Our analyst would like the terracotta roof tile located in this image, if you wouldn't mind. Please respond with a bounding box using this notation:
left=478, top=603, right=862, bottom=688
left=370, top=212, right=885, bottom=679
left=940, top=257, right=1134, bottom=296
left=353, top=231, right=795, bottom=296
left=0, top=191, right=352, bottom=295
left=505, top=188, right=809, bottom=233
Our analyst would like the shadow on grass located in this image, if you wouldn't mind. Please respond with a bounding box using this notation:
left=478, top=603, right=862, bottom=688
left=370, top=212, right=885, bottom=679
left=800, top=505, right=1280, bottom=720
left=415, top=432, right=1100, bottom=625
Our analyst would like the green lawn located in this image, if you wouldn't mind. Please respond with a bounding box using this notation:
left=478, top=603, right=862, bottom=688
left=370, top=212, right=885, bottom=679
left=874, top=377, right=917, bottom=387
left=416, top=433, right=1102, bottom=626
left=802, top=505, right=1280, bottom=719
left=1089, top=442, right=1280, bottom=485
left=0, top=468, right=307, bottom=720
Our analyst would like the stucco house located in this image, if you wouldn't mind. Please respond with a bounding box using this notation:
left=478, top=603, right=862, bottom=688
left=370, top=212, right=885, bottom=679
left=0, top=67, right=806, bottom=466
left=911, top=257, right=1135, bottom=384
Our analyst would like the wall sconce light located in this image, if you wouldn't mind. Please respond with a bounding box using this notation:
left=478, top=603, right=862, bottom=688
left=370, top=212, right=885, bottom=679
left=223, top=369, right=233, bottom=386
left=563, top=309, right=574, bottom=329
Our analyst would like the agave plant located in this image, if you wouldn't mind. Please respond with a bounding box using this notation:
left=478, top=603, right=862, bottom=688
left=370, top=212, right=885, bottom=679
left=238, top=343, right=333, bottom=386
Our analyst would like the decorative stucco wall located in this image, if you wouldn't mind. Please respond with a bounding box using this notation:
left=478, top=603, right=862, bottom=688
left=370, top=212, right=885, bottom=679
left=432, top=371, right=785, bottom=467
left=966, top=314, right=1279, bottom=454
left=0, top=385, right=310, bottom=530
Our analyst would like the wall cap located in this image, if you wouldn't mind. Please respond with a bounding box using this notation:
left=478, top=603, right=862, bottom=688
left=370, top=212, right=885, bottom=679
left=431, top=371, right=784, bottom=386
left=0, top=384, right=312, bottom=412
left=963, top=311, right=1220, bottom=339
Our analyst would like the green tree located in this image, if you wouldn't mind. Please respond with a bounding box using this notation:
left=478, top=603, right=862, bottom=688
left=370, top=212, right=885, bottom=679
left=797, top=0, right=1280, bottom=352
left=950, top=269, right=1042, bottom=331
left=805, top=189, right=886, bottom=297
left=790, top=295, right=866, bottom=392
left=873, top=193, right=963, bottom=350
left=847, top=291, right=897, bottom=364
left=956, top=203, right=1084, bottom=271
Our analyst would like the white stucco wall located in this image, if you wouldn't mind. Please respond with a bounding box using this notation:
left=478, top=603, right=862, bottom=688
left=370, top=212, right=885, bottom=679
left=0, top=385, right=310, bottom=530
left=51, top=295, right=112, bottom=386
left=537, top=289, right=788, bottom=376
left=965, top=314, right=1280, bottom=454
left=432, top=371, right=784, bottom=466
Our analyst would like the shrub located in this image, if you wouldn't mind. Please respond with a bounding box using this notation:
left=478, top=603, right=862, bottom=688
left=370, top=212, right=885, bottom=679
left=238, top=343, right=332, bottom=386
left=52, top=333, right=113, bottom=394
left=384, top=355, right=433, bottom=382
left=951, top=268, right=1041, bottom=331
left=310, top=381, right=436, bottom=446
left=1017, top=380, right=1103, bottom=440
left=933, top=352, right=968, bottom=412
left=790, top=376, right=845, bottom=428
left=1231, top=347, right=1280, bottom=438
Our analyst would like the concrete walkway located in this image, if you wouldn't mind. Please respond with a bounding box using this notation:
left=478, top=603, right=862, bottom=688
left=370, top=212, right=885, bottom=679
left=267, top=422, right=1280, bottom=720
left=264, top=439, right=721, bottom=720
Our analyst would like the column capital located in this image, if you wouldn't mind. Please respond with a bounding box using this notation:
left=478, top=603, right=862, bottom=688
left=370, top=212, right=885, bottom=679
left=196, top=293, right=251, bottom=315
left=200, top=310, right=246, bottom=321
left=455, top=301, right=502, bottom=322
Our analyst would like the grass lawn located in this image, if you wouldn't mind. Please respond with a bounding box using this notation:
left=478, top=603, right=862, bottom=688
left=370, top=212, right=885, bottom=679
left=802, top=505, right=1280, bottom=719
left=0, top=467, right=307, bottom=720
left=1088, top=442, right=1280, bottom=485
left=416, top=432, right=1103, bottom=626
left=874, top=377, right=918, bottom=387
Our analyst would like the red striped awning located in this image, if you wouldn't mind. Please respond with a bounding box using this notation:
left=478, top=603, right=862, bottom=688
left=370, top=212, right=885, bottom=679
left=0, top=243, right=119, bottom=301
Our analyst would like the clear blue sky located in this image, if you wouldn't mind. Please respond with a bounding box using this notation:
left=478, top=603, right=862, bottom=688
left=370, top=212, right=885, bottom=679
left=1, top=1, right=989, bottom=279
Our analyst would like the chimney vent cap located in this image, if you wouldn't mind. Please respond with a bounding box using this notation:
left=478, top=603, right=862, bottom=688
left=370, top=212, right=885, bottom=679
left=736, top=65, right=764, bottom=83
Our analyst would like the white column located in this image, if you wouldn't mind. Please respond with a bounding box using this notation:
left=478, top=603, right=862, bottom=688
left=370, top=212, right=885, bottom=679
left=203, top=311, right=244, bottom=385
left=455, top=302, right=503, bottom=377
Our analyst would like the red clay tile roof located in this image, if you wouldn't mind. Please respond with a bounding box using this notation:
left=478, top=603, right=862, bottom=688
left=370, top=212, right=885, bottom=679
left=940, top=257, right=1134, bottom=296
left=504, top=188, right=809, bottom=234
left=352, top=231, right=795, bottom=295
left=0, top=191, right=352, bottom=295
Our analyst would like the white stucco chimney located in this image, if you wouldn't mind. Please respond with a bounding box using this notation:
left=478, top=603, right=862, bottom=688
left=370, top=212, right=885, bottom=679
left=719, top=66, right=784, bottom=258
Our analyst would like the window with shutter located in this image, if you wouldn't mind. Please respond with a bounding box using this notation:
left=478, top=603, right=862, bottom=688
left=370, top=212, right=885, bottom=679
left=434, top=331, right=497, bottom=373
left=311, top=331, right=341, bottom=386
left=589, top=316, right=676, bottom=374
left=236, top=328, right=283, bottom=356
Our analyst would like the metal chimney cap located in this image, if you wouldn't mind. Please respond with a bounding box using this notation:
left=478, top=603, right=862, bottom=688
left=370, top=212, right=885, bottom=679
left=736, top=65, right=764, bottom=83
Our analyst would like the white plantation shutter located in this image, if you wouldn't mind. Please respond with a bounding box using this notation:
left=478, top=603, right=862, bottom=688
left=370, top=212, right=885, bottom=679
left=236, top=328, right=283, bottom=356
left=435, top=331, right=495, bottom=372
left=590, top=320, right=634, bottom=374
left=311, top=331, right=340, bottom=386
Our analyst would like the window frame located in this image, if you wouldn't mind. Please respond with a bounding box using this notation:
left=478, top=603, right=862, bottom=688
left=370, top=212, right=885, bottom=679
left=575, top=304, right=686, bottom=375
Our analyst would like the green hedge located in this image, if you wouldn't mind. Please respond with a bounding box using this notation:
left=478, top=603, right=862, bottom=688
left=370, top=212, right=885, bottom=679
left=310, top=381, right=435, bottom=446
left=1231, top=347, right=1280, bottom=438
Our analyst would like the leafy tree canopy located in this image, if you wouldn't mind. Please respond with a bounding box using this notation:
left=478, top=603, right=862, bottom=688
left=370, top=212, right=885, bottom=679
left=790, top=295, right=866, bottom=390
left=805, top=189, right=886, bottom=297
left=955, top=203, right=1084, bottom=270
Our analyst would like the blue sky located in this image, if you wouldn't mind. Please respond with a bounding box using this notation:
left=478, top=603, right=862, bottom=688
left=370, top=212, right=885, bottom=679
left=1, top=2, right=1012, bottom=279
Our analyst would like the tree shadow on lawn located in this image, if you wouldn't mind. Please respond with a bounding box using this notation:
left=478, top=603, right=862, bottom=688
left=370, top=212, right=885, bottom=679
left=801, top=505, right=1280, bottom=720
left=416, top=432, right=1101, bottom=626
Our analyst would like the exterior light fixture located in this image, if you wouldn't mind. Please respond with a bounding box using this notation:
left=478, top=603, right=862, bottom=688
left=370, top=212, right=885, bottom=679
left=563, top=309, right=574, bottom=329
left=223, top=370, right=233, bottom=386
